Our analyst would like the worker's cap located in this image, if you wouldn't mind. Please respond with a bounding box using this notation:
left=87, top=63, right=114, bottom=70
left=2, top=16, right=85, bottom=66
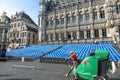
left=70, top=51, right=74, bottom=54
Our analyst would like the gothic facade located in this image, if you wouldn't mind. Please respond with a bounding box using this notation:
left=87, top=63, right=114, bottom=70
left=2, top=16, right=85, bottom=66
left=38, top=0, right=120, bottom=44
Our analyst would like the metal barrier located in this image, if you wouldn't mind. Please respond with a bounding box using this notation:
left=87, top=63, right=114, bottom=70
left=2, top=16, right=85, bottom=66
left=39, top=57, right=73, bottom=64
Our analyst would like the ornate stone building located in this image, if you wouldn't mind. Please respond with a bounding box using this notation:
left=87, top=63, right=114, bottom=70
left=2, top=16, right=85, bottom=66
left=9, top=12, right=38, bottom=47
left=0, top=12, right=10, bottom=52
left=38, top=0, right=120, bottom=44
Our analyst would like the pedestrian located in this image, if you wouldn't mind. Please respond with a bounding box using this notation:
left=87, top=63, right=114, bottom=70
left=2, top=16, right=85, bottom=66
left=65, top=51, right=78, bottom=80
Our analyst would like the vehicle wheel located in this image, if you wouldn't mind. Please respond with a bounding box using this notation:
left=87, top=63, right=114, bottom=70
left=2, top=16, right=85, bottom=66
left=95, top=76, right=106, bottom=80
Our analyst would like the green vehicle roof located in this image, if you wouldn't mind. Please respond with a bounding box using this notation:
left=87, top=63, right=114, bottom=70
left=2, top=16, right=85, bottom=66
left=95, top=50, right=109, bottom=61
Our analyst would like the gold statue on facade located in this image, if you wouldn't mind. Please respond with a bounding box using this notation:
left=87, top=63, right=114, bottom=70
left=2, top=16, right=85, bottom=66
left=2, top=11, right=7, bottom=16
left=1, top=11, right=7, bottom=22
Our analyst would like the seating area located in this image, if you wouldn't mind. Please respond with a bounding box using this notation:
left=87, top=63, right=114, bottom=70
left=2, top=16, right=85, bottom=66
left=6, top=44, right=62, bottom=59
left=6, top=43, right=120, bottom=61
left=44, top=44, right=120, bottom=61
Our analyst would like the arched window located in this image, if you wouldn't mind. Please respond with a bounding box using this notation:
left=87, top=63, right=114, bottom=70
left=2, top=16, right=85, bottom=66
left=56, top=19, right=59, bottom=25
left=102, top=29, right=107, bottom=37
left=94, top=29, right=99, bottom=38
left=67, top=32, right=71, bottom=40
left=55, top=33, right=59, bottom=41
left=60, top=33, right=64, bottom=40
left=66, top=14, right=70, bottom=24
left=80, top=31, right=84, bottom=39
left=73, top=31, right=77, bottom=40
left=46, top=34, right=48, bottom=41
left=61, top=15, right=64, bottom=25
left=50, top=34, right=53, bottom=41
left=50, top=20, right=53, bottom=26
left=79, top=12, right=83, bottom=22
left=86, top=30, right=91, bottom=38
left=85, top=10, right=89, bottom=21
left=93, top=9, right=98, bottom=20
left=100, top=7, right=105, bottom=19
left=72, top=13, right=76, bottom=23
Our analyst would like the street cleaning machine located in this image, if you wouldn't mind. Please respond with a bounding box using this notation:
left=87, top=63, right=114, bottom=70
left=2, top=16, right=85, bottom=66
left=76, top=50, right=110, bottom=80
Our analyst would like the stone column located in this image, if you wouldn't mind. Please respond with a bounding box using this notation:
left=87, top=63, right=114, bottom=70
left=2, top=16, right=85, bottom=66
left=83, top=9, right=85, bottom=22
left=91, top=29, right=94, bottom=39
left=89, top=7, right=94, bottom=39
left=1, top=29, right=5, bottom=49
left=64, top=12, right=67, bottom=40
left=48, top=34, right=51, bottom=41
left=59, top=33, right=61, bottom=41
left=84, top=30, right=87, bottom=39
left=70, top=12, right=73, bottom=25
left=99, top=29, right=102, bottom=38
left=71, top=32, right=73, bottom=40
left=2, top=29, right=5, bottom=42
left=97, top=5, right=100, bottom=20
left=97, top=11, right=100, bottom=20
left=53, top=16, right=56, bottom=41
left=76, top=10, right=80, bottom=40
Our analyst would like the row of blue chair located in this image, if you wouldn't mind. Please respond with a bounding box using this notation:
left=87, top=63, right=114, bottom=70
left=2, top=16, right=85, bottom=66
left=44, top=44, right=120, bottom=61
left=6, top=43, right=120, bottom=61
left=6, top=44, right=62, bottom=59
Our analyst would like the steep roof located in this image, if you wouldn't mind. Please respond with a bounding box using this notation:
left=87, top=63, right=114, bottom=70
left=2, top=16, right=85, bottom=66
left=26, top=26, right=38, bottom=33
left=20, top=12, right=37, bottom=26
left=11, top=12, right=37, bottom=26
left=6, top=16, right=11, bottom=23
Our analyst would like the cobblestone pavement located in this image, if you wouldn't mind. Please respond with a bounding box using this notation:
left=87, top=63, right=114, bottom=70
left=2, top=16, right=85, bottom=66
left=0, top=60, right=120, bottom=80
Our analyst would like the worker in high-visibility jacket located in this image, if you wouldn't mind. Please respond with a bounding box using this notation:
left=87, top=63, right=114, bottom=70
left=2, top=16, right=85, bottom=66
left=66, top=51, right=78, bottom=80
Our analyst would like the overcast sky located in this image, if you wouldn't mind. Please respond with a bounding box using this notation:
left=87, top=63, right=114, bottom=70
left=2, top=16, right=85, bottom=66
left=0, top=0, right=39, bottom=24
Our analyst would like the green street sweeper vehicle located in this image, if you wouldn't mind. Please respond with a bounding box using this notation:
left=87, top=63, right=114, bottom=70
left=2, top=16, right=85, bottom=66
left=76, top=50, right=109, bottom=80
